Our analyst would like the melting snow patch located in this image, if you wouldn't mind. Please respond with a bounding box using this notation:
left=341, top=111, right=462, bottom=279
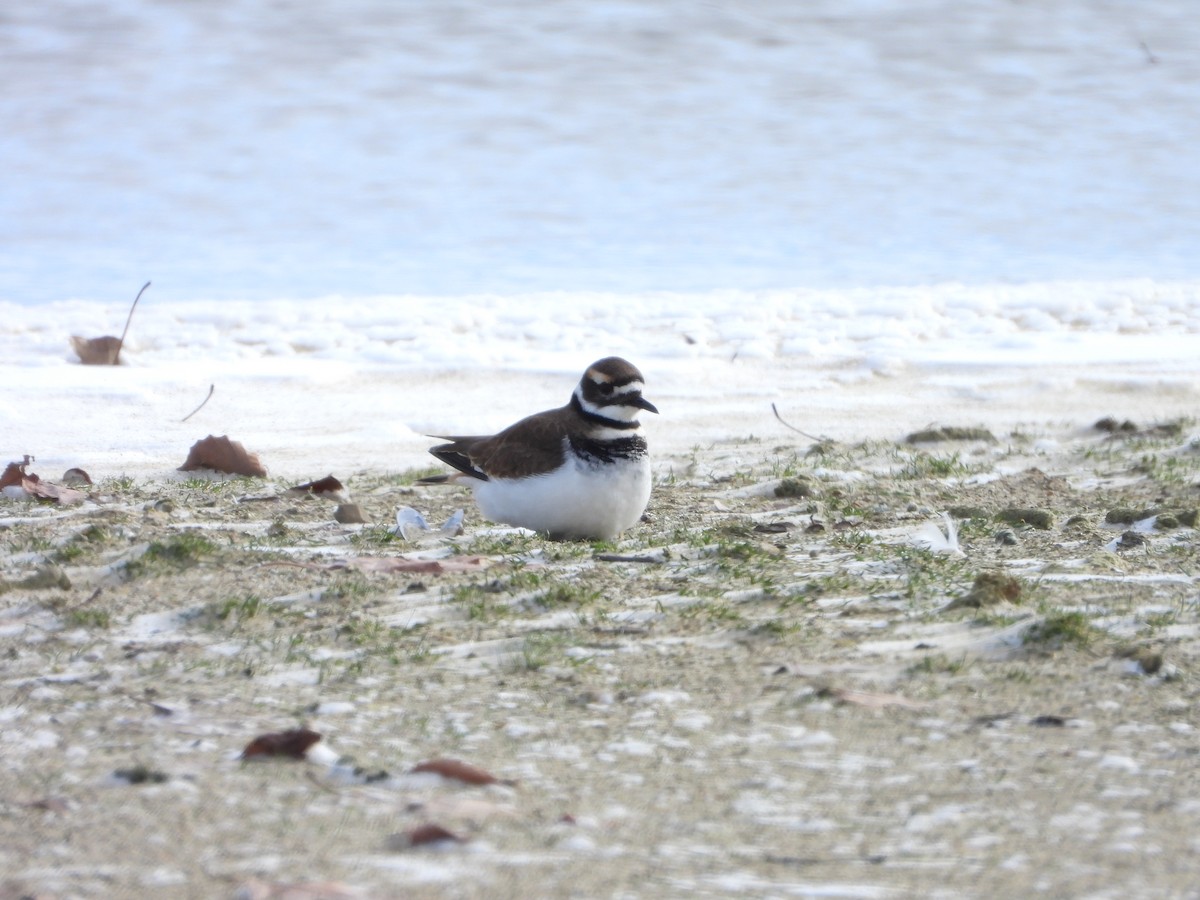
left=672, top=712, right=713, bottom=732
left=906, top=804, right=968, bottom=833
left=313, top=701, right=356, bottom=716
left=1099, top=754, right=1141, bottom=774
left=124, top=607, right=205, bottom=641
left=605, top=739, right=657, bottom=757
left=638, top=690, right=692, bottom=705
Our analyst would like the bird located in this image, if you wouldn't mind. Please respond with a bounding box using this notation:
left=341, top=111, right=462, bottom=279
left=419, top=357, right=657, bottom=540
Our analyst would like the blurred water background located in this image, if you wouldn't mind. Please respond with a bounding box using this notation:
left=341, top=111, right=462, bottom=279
left=2, top=0, right=1197, bottom=304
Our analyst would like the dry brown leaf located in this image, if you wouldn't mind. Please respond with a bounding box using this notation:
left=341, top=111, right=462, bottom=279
left=410, top=758, right=512, bottom=786
left=22, top=477, right=85, bottom=505
left=391, top=822, right=467, bottom=849
left=70, top=282, right=149, bottom=366
left=290, top=474, right=345, bottom=496
left=333, top=556, right=492, bottom=575
left=0, top=456, right=33, bottom=489
left=70, top=334, right=124, bottom=365
left=241, top=728, right=322, bottom=760
left=179, top=435, right=267, bottom=477
left=1, top=457, right=84, bottom=504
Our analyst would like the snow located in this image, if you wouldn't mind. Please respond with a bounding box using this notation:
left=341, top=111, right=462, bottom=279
left=1, top=1, right=1198, bottom=479
left=2, top=282, right=1197, bottom=481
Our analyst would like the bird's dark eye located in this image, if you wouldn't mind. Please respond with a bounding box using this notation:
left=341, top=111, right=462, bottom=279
left=598, top=382, right=615, bottom=395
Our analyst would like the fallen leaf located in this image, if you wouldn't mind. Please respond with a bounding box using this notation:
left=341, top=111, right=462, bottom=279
left=0, top=457, right=85, bottom=504
left=242, top=728, right=322, bottom=760
left=0, top=456, right=34, bottom=489
left=290, top=474, right=345, bottom=497
left=71, top=334, right=124, bottom=365
left=23, top=477, right=86, bottom=505
left=180, top=435, right=267, bottom=477
left=390, top=823, right=467, bottom=849
left=70, top=281, right=150, bottom=366
left=410, top=758, right=512, bottom=786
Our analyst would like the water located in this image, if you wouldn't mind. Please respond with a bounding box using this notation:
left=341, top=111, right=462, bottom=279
left=3, top=0, right=1198, bottom=304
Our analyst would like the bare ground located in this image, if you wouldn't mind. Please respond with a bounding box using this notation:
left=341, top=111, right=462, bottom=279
left=2, top=418, right=1199, bottom=899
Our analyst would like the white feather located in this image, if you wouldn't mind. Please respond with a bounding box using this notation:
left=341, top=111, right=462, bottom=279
left=912, top=512, right=964, bottom=556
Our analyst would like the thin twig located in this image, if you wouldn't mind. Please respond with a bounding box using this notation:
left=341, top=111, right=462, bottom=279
left=181, top=384, right=215, bottom=423
left=114, top=281, right=150, bottom=365
left=771, top=402, right=830, bottom=442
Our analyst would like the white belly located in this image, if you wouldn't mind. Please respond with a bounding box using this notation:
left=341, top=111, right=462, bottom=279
left=470, top=454, right=652, bottom=540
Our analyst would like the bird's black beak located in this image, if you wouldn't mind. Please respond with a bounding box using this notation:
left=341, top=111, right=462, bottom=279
left=633, top=396, right=659, bottom=414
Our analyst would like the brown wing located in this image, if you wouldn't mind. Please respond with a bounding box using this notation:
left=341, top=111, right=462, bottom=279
left=428, top=407, right=571, bottom=481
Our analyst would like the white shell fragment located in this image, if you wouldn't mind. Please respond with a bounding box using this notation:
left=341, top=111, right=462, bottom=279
left=440, top=509, right=465, bottom=536
left=389, top=506, right=429, bottom=541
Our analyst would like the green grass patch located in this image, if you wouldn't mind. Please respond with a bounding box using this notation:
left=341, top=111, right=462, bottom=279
left=145, top=532, right=217, bottom=565
left=1023, top=610, right=1101, bottom=649
left=537, top=583, right=602, bottom=607
left=213, top=594, right=263, bottom=623
left=67, top=608, right=112, bottom=629
left=907, top=653, right=969, bottom=676
left=126, top=531, right=218, bottom=577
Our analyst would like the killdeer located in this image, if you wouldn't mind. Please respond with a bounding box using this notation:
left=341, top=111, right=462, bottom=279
left=419, top=357, right=657, bottom=540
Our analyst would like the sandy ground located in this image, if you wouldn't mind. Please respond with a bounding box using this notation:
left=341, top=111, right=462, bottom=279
left=2, top=409, right=1199, bottom=899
